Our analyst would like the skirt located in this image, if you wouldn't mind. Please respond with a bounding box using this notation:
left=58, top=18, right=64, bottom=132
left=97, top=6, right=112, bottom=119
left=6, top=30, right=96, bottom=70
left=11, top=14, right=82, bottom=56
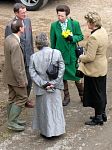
left=83, top=75, right=107, bottom=110
left=32, top=89, right=65, bottom=137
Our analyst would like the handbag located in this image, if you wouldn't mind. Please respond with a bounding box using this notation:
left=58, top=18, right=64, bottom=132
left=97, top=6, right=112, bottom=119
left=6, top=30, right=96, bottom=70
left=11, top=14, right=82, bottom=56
left=75, top=43, right=84, bottom=58
left=71, top=19, right=84, bottom=58
left=75, top=70, right=84, bottom=78
left=46, top=50, right=59, bottom=80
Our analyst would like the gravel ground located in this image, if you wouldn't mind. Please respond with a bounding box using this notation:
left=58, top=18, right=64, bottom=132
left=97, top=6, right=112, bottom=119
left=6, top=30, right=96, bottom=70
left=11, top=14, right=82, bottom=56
left=0, top=0, right=112, bottom=149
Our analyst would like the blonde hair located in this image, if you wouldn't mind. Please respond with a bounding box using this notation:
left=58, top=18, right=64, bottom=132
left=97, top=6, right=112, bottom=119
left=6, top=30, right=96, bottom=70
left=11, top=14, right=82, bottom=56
left=84, top=12, right=102, bottom=27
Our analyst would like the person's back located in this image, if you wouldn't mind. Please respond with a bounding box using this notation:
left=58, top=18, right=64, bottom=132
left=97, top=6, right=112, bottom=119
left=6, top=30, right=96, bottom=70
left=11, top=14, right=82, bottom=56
left=29, top=32, right=65, bottom=138
left=4, top=19, right=28, bottom=132
left=4, top=34, right=26, bottom=86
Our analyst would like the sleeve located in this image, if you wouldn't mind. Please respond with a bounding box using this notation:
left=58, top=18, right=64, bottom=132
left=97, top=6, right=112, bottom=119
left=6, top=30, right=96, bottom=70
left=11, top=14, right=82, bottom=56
left=79, top=36, right=98, bottom=63
left=50, top=23, right=56, bottom=49
left=29, top=19, right=34, bottom=53
left=49, top=51, right=65, bottom=86
left=72, top=21, right=84, bottom=43
left=29, top=55, right=47, bottom=87
left=5, top=24, right=12, bottom=38
left=11, top=44, right=26, bottom=85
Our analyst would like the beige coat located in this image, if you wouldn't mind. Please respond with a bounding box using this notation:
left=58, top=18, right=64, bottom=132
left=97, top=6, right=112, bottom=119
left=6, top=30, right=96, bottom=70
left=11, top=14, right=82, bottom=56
left=79, top=27, right=108, bottom=77
left=4, top=34, right=27, bottom=86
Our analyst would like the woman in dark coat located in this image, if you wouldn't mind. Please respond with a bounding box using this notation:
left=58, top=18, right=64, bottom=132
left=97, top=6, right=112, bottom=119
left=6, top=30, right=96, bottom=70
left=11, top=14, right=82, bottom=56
left=78, top=12, right=108, bottom=125
left=50, top=5, right=84, bottom=106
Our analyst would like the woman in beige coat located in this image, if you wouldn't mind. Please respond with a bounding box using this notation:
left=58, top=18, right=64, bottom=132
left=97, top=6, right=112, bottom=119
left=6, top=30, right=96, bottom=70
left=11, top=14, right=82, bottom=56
left=78, top=12, right=108, bottom=126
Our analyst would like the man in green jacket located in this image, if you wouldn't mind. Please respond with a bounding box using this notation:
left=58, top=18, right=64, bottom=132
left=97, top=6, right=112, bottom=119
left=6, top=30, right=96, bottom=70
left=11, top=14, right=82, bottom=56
left=50, top=5, right=84, bottom=106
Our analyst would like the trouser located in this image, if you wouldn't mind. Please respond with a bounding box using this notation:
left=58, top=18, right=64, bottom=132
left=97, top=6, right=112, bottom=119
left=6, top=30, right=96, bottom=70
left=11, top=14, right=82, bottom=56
left=8, top=85, right=28, bottom=107
left=25, top=66, right=32, bottom=97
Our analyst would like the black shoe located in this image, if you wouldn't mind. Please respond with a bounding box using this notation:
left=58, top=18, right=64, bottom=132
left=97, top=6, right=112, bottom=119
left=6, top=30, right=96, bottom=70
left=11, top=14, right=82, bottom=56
left=102, top=113, right=107, bottom=122
left=62, top=99, right=70, bottom=106
left=86, top=115, right=103, bottom=126
left=90, top=116, right=96, bottom=120
left=85, top=120, right=103, bottom=126
left=90, top=114, right=107, bottom=122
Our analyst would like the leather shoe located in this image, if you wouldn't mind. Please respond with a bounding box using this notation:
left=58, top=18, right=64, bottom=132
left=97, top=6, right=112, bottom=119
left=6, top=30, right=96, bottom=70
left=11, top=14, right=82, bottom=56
left=25, top=101, right=34, bottom=108
left=85, top=115, right=103, bottom=126
left=102, top=112, right=107, bottom=122
left=62, top=98, right=70, bottom=106
left=90, top=113, right=107, bottom=122
left=85, top=120, right=103, bottom=126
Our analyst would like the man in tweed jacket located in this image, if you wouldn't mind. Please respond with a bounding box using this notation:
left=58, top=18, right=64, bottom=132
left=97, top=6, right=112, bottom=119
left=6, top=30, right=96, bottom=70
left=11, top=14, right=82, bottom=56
left=5, top=3, right=34, bottom=108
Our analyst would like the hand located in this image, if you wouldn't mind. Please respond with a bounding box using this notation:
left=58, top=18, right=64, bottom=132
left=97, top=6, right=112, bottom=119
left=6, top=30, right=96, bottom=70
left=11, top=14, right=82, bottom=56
left=42, top=82, right=51, bottom=89
left=65, top=35, right=73, bottom=42
left=46, top=84, right=54, bottom=90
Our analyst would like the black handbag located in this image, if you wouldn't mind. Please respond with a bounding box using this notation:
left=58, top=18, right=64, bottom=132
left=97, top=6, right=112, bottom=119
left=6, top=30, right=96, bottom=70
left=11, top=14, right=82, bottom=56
left=76, top=43, right=84, bottom=58
left=71, top=19, right=84, bottom=58
left=75, top=70, right=84, bottom=78
left=46, top=50, right=59, bottom=80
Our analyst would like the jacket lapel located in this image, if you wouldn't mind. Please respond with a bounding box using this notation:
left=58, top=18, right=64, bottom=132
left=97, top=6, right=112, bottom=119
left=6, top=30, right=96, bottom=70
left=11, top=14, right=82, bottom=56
left=67, top=19, right=73, bottom=33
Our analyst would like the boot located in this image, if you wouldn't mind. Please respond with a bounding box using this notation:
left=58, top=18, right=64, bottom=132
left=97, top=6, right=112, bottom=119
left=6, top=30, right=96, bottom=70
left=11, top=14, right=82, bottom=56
left=7, top=103, right=12, bottom=118
left=8, top=104, right=25, bottom=131
left=7, top=103, right=26, bottom=126
left=85, top=115, right=103, bottom=126
left=75, top=80, right=84, bottom=102
left=63, top=80, right=70, bottom=106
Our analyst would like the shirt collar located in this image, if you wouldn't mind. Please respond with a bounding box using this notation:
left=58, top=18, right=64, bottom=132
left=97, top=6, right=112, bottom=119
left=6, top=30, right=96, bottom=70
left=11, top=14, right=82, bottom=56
left=91, top=26, right=101, bottom=34
left=59, top=19, right=68, bottom=24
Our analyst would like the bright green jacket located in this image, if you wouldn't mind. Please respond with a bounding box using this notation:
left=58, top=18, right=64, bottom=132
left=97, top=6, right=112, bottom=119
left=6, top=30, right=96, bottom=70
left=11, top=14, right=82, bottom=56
left=50, top=19, right=84, bottom=81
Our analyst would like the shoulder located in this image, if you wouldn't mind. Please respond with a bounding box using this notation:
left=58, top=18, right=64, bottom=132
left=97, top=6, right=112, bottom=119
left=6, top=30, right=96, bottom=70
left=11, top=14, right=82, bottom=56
left=100, top=27, right=108, bottom=35
left=5, top=20, right=13, bottom=28
left=24, top=17, right=31, bottom=22
left=24, top=17, right=30, bottom=20
left=31, top=52, right=39, bottom=59
left=53, top=49, right=62, bottom=55
left=51, top=21, right=58, bottom=26
left=73, top=20, right=80, bottom=27
left=5, top=34, right=14, bottom=42
left=69, top=18, right=79, bottom=24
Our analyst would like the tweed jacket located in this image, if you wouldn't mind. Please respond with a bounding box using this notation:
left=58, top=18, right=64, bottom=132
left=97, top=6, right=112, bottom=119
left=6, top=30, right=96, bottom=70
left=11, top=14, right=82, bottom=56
left=5, top=17, right=34, bottom=67
left=79, top=27, right=108, bottom=77
left=4, top=34, right=28, bottom=86
left=29, top=47, right=65, bottom=95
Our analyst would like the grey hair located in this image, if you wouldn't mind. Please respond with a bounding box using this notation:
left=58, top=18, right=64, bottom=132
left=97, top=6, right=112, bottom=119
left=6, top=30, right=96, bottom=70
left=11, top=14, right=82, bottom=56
left=35, top=32, right=49, bottom=50
left=13, top=3, right=26, bottom=13
left=84, top=11, right=102, bottom=27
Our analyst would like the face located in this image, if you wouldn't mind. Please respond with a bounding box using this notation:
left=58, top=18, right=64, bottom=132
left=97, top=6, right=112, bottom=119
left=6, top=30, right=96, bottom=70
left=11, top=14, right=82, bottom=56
left=87, top=22, right=95, bottom=30
left=15, top=8, right=27, bottom=20
left=57, top=11, right=67, bottom=23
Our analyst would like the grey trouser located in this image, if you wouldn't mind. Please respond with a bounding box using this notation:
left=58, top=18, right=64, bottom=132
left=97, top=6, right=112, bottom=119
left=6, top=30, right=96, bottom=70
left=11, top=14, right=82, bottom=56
left=25, top=66, right=32, bottom=97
